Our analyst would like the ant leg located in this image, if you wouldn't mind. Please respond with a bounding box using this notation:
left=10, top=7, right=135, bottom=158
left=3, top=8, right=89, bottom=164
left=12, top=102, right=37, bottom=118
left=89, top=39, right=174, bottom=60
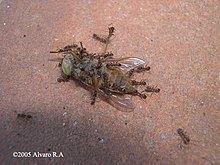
left=178, top=140, right=184, bottom=150
left=91, top=90, right=97, bottom=105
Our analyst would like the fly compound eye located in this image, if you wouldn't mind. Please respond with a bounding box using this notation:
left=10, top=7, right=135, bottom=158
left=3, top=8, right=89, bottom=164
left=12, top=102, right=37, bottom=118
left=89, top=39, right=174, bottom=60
left=64, top=54, right=74, bottom=60
left=62, top=54, right=74, bottom=76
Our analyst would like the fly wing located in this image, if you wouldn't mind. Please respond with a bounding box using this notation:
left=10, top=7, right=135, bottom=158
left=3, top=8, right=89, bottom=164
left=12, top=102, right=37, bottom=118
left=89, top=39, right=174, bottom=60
left=102, top=57, right=145, bottom=73
left=98, top=89, right=135, bottom=112
left=118, top=57, right=145, bottom=73
left=73, top=78, right=135, bottom=112
left=108, top=94, right=135, bottom=112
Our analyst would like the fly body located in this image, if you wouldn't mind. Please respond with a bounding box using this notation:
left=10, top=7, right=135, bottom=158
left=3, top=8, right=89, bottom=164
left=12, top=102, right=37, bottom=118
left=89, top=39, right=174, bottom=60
left=50, top=26, right=159, bottom=111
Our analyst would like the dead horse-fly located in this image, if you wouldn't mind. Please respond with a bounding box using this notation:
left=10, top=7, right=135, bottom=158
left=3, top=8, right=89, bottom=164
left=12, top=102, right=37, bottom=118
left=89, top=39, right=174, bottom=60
left=50, top=27, right=159, bottom=111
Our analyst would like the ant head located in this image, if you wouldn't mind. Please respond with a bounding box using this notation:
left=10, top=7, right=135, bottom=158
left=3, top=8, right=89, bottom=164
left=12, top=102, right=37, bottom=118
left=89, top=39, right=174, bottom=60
left=177, top=128, right=183, bottom=133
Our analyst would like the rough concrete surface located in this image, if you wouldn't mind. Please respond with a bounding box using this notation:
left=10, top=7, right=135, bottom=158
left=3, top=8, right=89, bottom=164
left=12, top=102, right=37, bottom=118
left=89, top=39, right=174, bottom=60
left=0, top=0, right=219, bottom=164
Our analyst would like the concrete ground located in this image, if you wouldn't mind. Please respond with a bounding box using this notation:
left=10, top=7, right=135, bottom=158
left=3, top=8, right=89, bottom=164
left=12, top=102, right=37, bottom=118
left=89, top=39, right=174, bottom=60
left=0, top=0, right=219, bottom=164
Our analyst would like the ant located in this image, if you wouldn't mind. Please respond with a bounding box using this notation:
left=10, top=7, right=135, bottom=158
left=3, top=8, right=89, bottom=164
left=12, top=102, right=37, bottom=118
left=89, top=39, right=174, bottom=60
left=17, top=113, right=32, bottom=119
left=106, top=63, right=121, bottom=68
left=131, top=80, right=147, bottom=86
left=50, top=44, right=78, bottom=53
left=127, top=65, right=151, bottom=77
left=93, top=26, right=115, bottom=53
left=177, top=128, right=190, bottom=149
left=145, top=86, right=160, bottom=93
left=136, top=66, right=151, bottom=73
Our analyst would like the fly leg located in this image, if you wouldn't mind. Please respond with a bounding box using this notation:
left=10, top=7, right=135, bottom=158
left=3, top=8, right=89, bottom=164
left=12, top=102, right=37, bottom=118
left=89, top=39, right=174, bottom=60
left=104, top=26, right=115, bottom=53
left=57, top=72, right=70, bottom=82
left=77, top=42, right=88, bottom=58
left=91, top=90, right=97, bottom=105
left=90, top=73, right=100, bottom=105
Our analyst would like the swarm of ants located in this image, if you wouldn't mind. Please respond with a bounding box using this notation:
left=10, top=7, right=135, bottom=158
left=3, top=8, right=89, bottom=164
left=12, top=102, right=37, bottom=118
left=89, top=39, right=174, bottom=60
left=50, top=26, right=160, bottom=111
